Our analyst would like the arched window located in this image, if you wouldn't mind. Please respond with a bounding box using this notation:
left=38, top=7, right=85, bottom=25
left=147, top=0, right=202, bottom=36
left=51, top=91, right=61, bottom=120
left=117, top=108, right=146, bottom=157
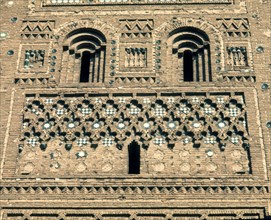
left=128, top=141, right=140, bottom=174
left=168, top=27, right=212, bottom=82
left=62, top=28, right=107, bottom=83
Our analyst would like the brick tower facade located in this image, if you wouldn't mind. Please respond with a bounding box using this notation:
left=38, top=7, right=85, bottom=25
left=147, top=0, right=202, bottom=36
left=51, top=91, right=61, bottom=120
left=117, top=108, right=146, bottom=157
left=0, top=0, right=271, bottom=219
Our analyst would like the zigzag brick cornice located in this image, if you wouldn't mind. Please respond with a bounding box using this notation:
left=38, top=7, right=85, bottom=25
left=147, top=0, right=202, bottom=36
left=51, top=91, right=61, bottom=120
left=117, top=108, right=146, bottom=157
left=0, top=185, right=270, bottom=197
left=216, top=18, right=249, bottom=30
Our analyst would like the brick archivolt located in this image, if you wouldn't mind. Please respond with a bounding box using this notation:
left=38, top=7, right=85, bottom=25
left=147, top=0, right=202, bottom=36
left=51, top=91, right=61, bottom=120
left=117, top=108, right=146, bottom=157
left=55, top=19, right=118, bottom=42
left=155, top=18, right=222, bottom=43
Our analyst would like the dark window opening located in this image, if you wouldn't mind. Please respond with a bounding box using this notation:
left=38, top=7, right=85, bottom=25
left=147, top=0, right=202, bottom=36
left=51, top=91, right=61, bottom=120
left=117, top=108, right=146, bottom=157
left=80, top=51, right=91, bottom=82
left=128, top=141, right=140, bottom=174
left=183, top=50, right=193, bottom=82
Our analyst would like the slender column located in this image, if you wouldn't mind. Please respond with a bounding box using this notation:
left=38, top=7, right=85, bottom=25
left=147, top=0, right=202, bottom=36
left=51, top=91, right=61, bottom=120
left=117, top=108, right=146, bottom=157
left=204, top=48, right=209, bottom=82
left=90, top=56, right=94, bottom=83
left=102, top=48, right=106, bottom=83
left=196, top=54, right=200, bottom=82
left=178, top=53, right=183, bottom=82
left=193, top=54, right=197, bottom=82
left=94, top=52, right=100, bottom=83
left=73, top=55, right=81, bottom=82
left=198, top=52, right=203, bottom=82
left=99, top=49, right=105, bottom=83
left=207, top=47, right=212, bottom=82
left=134, top=50, right=139, bottom=67
left=125, top=49, right=130, bottom=67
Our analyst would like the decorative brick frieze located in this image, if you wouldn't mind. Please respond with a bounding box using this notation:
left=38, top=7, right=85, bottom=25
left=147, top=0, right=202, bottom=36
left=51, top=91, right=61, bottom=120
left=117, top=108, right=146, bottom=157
left=1, top=206, right=268, bottom=220
left=0, top=185, right=269, bottom=196
left=21, top=20, right=55, bottom=40
left=43, top=0, right=233, bottom=6
left=16, top=92, right=251, bottom=177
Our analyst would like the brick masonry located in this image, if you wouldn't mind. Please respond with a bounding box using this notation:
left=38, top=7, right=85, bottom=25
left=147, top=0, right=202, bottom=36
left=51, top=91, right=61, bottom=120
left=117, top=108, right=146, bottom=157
left=0, top=0, right=270, bottom=219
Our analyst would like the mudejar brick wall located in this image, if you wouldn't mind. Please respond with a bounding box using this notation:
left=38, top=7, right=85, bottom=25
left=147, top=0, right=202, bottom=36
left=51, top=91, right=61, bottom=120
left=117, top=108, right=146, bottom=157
left=0, top=0, right=270, bottom=219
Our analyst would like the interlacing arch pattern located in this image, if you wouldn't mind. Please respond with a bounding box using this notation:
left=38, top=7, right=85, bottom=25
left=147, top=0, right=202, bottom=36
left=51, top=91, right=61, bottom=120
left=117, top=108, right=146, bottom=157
left=19, top=93, right=249, bottom=150
left=18, top=92, right=251, bottom=176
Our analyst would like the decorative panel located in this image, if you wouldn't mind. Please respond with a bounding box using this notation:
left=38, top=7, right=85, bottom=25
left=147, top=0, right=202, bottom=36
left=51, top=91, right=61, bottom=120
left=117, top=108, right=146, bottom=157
left=21, top=20, right=55, bottom=40
left=226, top=46, right=249, bottom=70
left=16, top=92, right=251, bottom=177
left=43, top=0, right=233, bottom=6
left=120, top=19, right=154, bottom=39
left=1, top=207, right=268, bottom=220
left=216, top=18, right=250, bottom=38
left=18, top=44, right=49, bottom=73
left=119, top=45, right=151, bottom=73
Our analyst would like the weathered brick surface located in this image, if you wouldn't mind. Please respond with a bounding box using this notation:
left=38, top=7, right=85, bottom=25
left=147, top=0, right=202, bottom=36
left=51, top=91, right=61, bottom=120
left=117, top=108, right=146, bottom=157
left=0, top=0, right=270, bottom=219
